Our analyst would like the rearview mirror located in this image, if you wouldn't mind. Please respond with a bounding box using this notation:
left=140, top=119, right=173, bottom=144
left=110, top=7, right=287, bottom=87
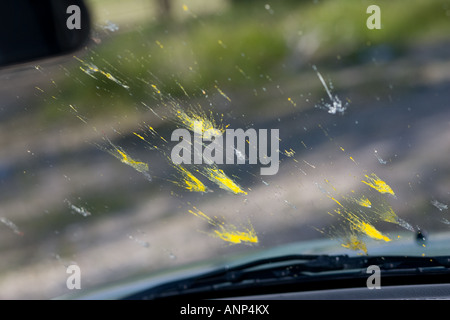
left=0, top=0, right=90, bottom=67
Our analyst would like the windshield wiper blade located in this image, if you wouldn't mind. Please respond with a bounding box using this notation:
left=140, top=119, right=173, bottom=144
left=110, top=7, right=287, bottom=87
left=123, top=254, right=450, bottom=300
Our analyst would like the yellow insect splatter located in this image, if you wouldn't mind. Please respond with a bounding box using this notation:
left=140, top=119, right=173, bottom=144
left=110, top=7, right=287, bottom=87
left=202, top=167, right=247, bottom=195
left=327, top=195, right=344, bottom=208
left=362, top=173, right=396, bottom=196
left=339, top=209, right=391, bottom=242
left=113, top=149, right=149, bottom=175
left=148, top=125, right=168, bottom=143
left=335, top=205, right=391, bottom=241
left=176, top=81, right=190, bottom=98
left=214, top=224, right=258, bottom=244
left=284, top=148, right=295, bottom=157
left=151, top=84, right=161, bottom=94
left=203, top=168, right=246, bottom=195
left=217, top=39, right=227, bottom=49
left=174, top=108, right=225, bottom=137
left=215, top=85, right=231, bottom=102
left=173, top=166, right=208, bottom=193
left=341, top=234, right=368, bottom=254
left=358, top=221, right=391, bottom=242
left=133, top=132, right=146, bottom=141
left=356, top=196, right=372, bottom=208
left=100, top=138, right=151, bottom=181
left=188, top=207, right=258, bottom=244
left=374, top=204, right=398, bottom=223
left=74, top=56, right=129, bottom=89
left=288, top=97, right=296, bottom=107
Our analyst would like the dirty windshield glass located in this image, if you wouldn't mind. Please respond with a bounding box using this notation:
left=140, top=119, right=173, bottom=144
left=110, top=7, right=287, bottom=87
left=1, top=0, right=450, bottom=299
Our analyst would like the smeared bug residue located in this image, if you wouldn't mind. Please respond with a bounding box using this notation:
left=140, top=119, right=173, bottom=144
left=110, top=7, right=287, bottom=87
left=68, top=104, right=88, bottom=124
left=148, top=125, right=168, bottom=143
left=214, top=223, right=258, bottom=244
left=312, top=65, right=347, bottom=115
left=64, top=199, right=91, bottom=217
left=319, top=223, right=369, bottom=255
left=217, top=39, right=227, bottom=49
left=431, top=199, right=448, bottom=211
left=235, top=65, right=250, bottom=79
left=287, top=97, right=296, bottom=107
left=131, top=126, right=166, bottom=151
left=202, top=167, right=247, bottom=195
left=284, top=148, right=295, bottom=157
left=360, top=195, right=413, bottom=232
left=174, top=107, right=225, bottom=137
left=115, top=149, right=149, bottom=174
left=75, top=56, right=129, bottom=89
left=362, top=173, right=395, bottom=197
left=323, top=179, right=335, bottom=188
left=396, top=217, right=415, bottom=232
left=336, top=208, right=391, bottom=242
left=133, top=132, right=147, bottom=142
left=234, top=147, right=247, bottom=162
left=374, top=150, right=387, bottom=164
left=341, top=234, right=368, bottom=254
left=327, top=195, right=344, bottom=208
left=188, top=207, right=258, bottom=244
left=356, top=196, right=372, bottom=208
left=359, top=221, right=391, bottom=242
left=99, top=137, right=152, bottom=181
left=128, top=235, right=150, bottom=248
left=173, top=166, right=208, bottom=193
left=215, top=85, right=231, bottom=102
left=373, top=204, right=398, bottom=224
left=284, top=199, right=297, bottom=210
left=181, top=3, right=197, bottom=18
left=0, top=217, right=23, bottom=236
left=141, top=101, right=164, bottom=120
left=319, top=178, right=410, bottom=254
left=317, top=123, right=333, bottom=142
left=303, top=159, right=316, bottom=169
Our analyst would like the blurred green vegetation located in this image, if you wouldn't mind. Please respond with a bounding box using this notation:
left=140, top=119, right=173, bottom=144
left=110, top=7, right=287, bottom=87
left=41, top=0, right=450, bottom=121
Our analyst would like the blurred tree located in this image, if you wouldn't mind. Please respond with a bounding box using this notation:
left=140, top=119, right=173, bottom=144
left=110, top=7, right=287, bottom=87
left=156, top=0, right=171, bottom=20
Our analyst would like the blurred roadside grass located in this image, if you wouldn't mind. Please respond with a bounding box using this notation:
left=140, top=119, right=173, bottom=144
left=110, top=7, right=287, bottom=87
left=41, top=0, right=450, bottom=121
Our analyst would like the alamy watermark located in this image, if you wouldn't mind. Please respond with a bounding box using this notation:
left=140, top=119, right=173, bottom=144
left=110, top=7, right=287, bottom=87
left=66, top=264, right=81, bottom=290
left=366, top=5, right=381, bottom=30
left=366, top=265, right=381, bottom=289
left=170, top=121, right=279, bottom=175
left=66, top=5, right=81, bottom=30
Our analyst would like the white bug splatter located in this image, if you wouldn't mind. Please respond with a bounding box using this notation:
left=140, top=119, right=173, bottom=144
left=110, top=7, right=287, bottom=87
left=65, top=199, right=91, bottom=217
left=374, top=150, right=387, bottom=165
left=313, top=65, right=348, bottom=115
left=431, top=199, right=448, bottom=211
left=128, top=235, right=150, bottom=248
left=0, top=217, right=23, bottom=236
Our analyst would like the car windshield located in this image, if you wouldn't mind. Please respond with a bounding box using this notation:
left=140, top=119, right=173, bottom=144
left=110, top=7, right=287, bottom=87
left=1, top=0, right=450, bottom=299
